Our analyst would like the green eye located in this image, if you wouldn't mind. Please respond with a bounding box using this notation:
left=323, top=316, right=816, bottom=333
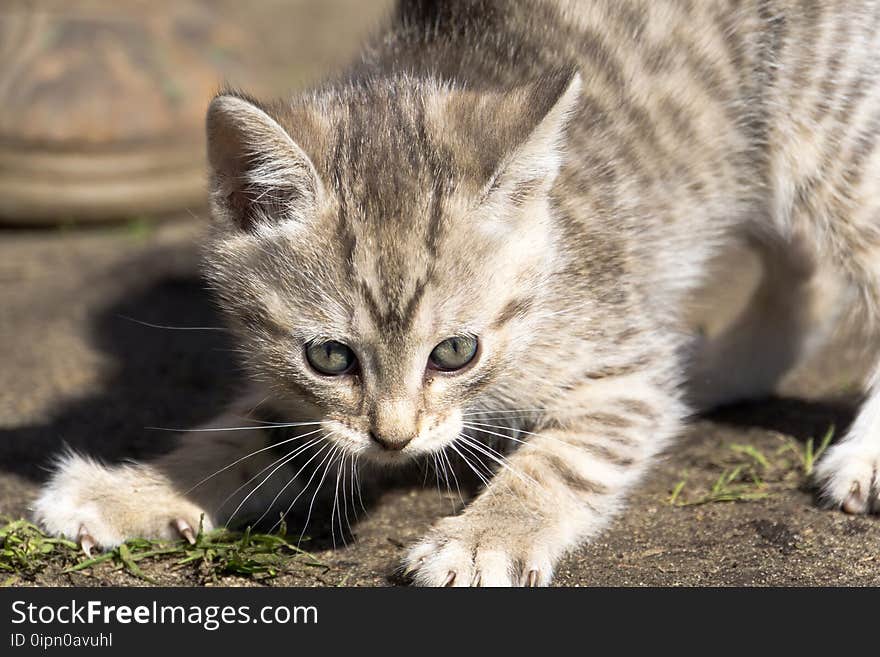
left=305, top=340, right=357, bottom=375
left=428, top=336, right=478, bottom=372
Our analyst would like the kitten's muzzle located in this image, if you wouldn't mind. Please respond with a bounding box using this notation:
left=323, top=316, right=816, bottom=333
left=369, top=430, right=413, bottom=451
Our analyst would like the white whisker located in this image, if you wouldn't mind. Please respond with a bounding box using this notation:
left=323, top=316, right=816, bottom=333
left=460, top=408, right=548, bottom=416
left=150, top=421, right=326, bottom=433
left=330, top=454, right=343, bottom=548
left=225, top=437, right=328, bottom=527
left=462, top=421, right=575, bottom=453
left=341, top=453, right=354, bottom=537
left=251, top=436, right=337, bottom=529
left=266, top=442, right=338, bottom=535
left=458, top=434, right=539, bottom=488
left=435, top=449, right=457, bottom=513
left=440, top=448, right=465, bottom=508
left=456, top=437, right=542, bottom=518
left=186, top=426, right=326, bottom=493
left=296, top=446, right=341, bottom=545
left=246, top=419, right=327, bottom=427
left=353, top=453, right=367, bottom=515
left=448, top=441, right=491, bottom=490
left=217, top=436, right=323, bottom=515
left=431, top=453, right=442, bottom=495
left=117, top=315, right=229, bottom=332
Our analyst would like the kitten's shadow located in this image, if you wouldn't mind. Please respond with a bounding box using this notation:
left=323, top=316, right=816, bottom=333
left=704, top=395, right=859, bottom=446
left=0, top=257, right=238, bottom=480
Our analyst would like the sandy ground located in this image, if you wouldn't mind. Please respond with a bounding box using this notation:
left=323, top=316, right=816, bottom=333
left=2, top=0, right=879, bottom=586
left=1, top=218, right=879, bottom=587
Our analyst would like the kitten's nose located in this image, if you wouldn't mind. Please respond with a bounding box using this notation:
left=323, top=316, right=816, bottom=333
left=370, top=397, right=418, bottom=451
left=369, top=430, right=413, bottom=451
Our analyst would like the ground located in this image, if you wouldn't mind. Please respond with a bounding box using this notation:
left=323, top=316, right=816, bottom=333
left=1, top=218, right=879, bottom=587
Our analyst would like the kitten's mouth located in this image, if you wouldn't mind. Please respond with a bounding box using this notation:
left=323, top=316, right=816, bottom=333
left=359, top=442, right=420, bottom=465
left=349, top=432, right=456, bottom=468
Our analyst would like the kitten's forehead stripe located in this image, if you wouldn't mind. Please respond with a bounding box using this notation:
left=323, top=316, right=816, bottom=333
left=425, top=184, right=446, bottom=257
left=357, top=280, right=386, bottom=330
left=356, top=268, right=431, bottom=336
left=399, top=277, right=429, bottom=330
left=335, top=201, right=358, bottom=280
left=492, top=296, right=534, bottom=329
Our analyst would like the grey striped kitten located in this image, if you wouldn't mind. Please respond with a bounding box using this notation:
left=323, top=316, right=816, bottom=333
left=35, top=0, right=880, bottom=586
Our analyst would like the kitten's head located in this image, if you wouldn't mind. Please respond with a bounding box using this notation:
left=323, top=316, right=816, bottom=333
left=204, top=70, right=580, bottom=464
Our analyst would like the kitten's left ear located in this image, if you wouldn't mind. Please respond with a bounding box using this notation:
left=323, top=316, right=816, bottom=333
left=206, top=94, right=325, bottom=233
left=484, top=71, right=582, bottom=204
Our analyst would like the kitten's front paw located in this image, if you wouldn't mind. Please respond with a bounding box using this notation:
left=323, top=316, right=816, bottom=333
left=814, top=438, right=880, bottom=514
left=403, top=515, right=555, bottom=587
left=33, top=453, right=212, bottom=554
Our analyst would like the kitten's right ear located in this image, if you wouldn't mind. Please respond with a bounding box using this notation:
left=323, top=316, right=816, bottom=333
left=206, top=94, right=324, bottom=233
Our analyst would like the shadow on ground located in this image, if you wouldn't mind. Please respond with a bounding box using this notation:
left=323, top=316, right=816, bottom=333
left=0, top=259, right=237, bottom=479
left=708, top=396, right=858, bottom=448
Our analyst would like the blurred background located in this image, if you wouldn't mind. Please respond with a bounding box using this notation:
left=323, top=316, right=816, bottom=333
left=0, top=0, right=390, bottom=224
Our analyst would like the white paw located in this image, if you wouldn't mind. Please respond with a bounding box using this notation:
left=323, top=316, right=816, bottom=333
left=403, top=515, right=555, bottom=587
left=33, top=453, right=212, bottom=554
left=814, top=440, right=880, bottom=514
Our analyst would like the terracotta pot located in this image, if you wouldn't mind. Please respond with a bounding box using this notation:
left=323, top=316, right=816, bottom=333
left=0, top=0, right=387, bottom=224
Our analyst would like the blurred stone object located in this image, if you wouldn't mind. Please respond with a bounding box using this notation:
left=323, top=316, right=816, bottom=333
left=0, top=0, right=388, bottom=224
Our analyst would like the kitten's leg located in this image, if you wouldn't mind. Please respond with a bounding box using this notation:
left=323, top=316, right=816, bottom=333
left=403, top=374, right=683, bottom=586
left=814, top=362, right=880, bottom=513
left=813, top=258, right=880, bottom=514
left=33, top=394, right=328, bottom=551
left=805, top=131, right=880, bottom=513
left=686, top=235, right=831, bottom=410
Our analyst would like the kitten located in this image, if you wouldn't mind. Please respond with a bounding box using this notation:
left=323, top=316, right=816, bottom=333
left=34, top=0, right=880, bottom=586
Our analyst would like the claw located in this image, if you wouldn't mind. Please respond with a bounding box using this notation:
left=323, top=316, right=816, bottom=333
left=174, top=518, right=197, bottom=545
left=402, top=558, right=422, bottom=577
left=527, top=569, right=539, bottom=587
left=471, top=573, right=482, bottom=587
left=843, top=481, right=866, bottom=514
left=77, top=525, right=95, bottom=558
left=443, top=571, right=456, bottom=587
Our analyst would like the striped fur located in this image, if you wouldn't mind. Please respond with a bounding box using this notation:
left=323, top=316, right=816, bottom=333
left=34, top=0, right=880, bottom=586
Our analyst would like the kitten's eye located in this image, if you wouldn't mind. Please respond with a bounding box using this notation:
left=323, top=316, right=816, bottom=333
left=428, top=336, right=478, bottom=372
left=305, top=340, right=357, bottom=375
